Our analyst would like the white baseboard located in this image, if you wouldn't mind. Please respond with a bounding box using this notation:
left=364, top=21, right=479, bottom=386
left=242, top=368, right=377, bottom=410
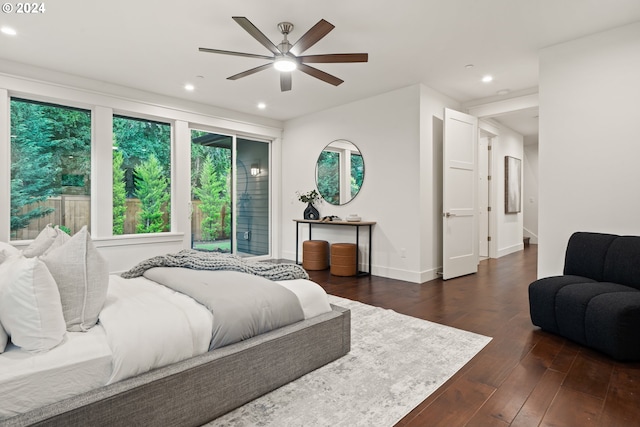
left=497, top=242, right=524, bottom=258
left=281, top=250, right=431, bottom=284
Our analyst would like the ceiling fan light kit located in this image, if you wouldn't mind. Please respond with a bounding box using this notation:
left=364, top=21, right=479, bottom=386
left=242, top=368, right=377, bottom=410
left=199, top=17, right=368, bottom=92
left=273, top=56, right=297, bottom=72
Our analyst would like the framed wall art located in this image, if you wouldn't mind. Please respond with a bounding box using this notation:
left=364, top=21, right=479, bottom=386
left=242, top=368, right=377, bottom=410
left=505, top=156, right=521, bottom=214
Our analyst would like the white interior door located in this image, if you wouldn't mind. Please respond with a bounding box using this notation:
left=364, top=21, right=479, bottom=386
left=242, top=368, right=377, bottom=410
left=443, top=108, right=479, bottom=280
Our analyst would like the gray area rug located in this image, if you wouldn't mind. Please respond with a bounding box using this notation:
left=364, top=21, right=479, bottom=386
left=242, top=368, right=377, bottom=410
left=208, top=295, right=491, bottom=427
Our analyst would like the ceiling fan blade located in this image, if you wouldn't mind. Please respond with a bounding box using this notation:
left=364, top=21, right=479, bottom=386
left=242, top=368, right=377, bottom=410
left=298, top=63, right=343, bottom=86
left=299, top=53, right=369, bottom=63
left=227, top=63, right=273, bottom=80
left=198, top=47, right=273, bottom=61
left=280, top=73, right=292, bottom=92
left=232, top=16, right=281, bottom=56
left=289, top=19, right=335, bottom=56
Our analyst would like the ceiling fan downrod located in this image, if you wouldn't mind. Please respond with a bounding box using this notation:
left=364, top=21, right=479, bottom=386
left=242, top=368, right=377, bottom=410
left=277, top=22, right=294, bottom=54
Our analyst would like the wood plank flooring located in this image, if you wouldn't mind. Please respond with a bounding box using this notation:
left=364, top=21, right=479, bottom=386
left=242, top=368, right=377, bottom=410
left=306, top=245, right=640, bottom=427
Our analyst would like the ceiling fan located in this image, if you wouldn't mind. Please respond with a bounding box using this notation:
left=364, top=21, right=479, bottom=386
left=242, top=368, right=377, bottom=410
left=199, top=17, right=368, bottom=92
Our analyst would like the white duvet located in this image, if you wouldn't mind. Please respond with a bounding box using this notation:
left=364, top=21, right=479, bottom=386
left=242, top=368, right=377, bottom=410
left=101, top=275, right=213, bottom=384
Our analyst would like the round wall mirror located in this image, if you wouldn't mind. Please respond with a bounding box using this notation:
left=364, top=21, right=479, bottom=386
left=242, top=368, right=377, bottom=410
left=315, top=139, right=364, bottom=205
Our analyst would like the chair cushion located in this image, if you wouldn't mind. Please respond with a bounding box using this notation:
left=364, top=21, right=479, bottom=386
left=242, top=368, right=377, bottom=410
left=563, top=232, right=617, bottom=281
left=555, top=282, right=636, bottom=346
left=603, top=236, right=640, bottom=290
left=585, top=292, right=640, bottom=361
left=528, top=275, right=597, bottom=334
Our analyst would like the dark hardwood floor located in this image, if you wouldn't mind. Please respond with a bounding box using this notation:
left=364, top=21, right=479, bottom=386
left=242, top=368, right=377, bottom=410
left=306, top=245, right=640, bottom=427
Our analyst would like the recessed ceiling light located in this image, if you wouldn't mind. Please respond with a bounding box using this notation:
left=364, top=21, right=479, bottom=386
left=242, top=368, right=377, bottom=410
left=482, top=75, right=493, bottom=83
left=184, top=84, right=195, bottom=91
left=257, top=102, right=266, bottom=110
left=1, top=27, right=17, bottom=36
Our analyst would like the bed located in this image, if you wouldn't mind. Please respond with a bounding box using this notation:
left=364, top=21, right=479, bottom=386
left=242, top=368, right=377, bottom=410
left=0, top=228, right=351, bottom=426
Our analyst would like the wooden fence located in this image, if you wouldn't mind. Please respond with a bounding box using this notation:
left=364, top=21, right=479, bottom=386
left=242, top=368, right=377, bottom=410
left=13, top=195, right=91, bottom=240
left=190, top=201, right=229, bottom=242
left=13, top=196, right=228, bottom=241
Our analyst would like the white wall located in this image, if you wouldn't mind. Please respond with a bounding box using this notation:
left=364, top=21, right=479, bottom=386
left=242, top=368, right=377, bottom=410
left=493, top=126, right=525, bottom=257
left=281, top=84, right=460, bottom=283
left=523, top=140, right=539, bottom=244
left=538, top=22, right=640, bottom=277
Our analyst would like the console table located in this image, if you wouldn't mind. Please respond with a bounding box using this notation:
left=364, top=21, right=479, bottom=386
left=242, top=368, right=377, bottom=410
left=294, top=219, right=376, bottom=276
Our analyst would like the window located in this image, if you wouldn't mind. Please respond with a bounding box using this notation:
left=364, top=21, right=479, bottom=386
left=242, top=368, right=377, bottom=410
left=112, top=115, right=171, bottom=234
left=10, top=98, right=91, bottom=240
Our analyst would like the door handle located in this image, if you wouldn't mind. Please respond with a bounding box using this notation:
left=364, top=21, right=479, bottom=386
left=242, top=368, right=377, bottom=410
left=443, top=212, right=456, bottom=218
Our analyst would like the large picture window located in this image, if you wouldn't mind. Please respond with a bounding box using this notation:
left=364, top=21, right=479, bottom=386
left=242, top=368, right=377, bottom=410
left=112, top=115, right=171, bottom=235
left=10, top=98, right=91, bottom=240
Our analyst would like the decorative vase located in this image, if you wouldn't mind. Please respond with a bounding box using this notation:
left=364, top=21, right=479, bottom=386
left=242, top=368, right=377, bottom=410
left=303, top=203, right=320, bottom=220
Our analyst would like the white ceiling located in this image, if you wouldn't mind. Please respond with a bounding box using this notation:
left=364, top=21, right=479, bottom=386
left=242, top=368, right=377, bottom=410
left=2, top=0, right=640, bottom=138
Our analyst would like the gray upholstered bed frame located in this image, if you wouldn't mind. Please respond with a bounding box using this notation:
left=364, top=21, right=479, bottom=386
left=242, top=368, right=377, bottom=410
left=2, top=304, right=350, bottom=427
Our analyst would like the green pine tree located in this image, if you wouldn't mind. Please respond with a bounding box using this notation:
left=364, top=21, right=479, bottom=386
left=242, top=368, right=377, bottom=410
left=193, top=155, right=225, bottom=240
left=112, top=149, right=127, bottom=235
left=134, top=154, right=170, bottom=233
left=10, top=102, right=58, bottom=232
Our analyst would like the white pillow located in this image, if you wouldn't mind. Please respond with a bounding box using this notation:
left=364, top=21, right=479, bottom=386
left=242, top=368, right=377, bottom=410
left=0, top=249, right=10, bottom=353
left=22, top=224, right=70, bottom=258
left=0, top=248, right=12, bottom=353
left=42, top=226, right=109, bottom=332
left=0, top=321, right=7, bottom=353
left=0, top=242, right=19, bottom=260
left=0, top=253, right=66, bottom=352
left=0, top=249, right=12, bottom=265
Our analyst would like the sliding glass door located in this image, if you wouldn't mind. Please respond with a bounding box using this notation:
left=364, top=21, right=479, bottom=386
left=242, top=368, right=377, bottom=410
left=190, top=130, right=270, bottom=257
left=235, top=138, right=269, bottom=257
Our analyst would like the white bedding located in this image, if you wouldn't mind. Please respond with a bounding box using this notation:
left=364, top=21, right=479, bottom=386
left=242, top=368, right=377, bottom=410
left=0, top=326, right=112, bottom=419
left=102, top=275, right=214, bottom=384
left=276, top=278, right=332, bottom=319
left=0, top=271, right=332, bottom=420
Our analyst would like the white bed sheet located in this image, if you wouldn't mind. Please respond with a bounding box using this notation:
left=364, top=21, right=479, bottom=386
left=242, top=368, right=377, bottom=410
left=0, top=325, right=112, bottom=420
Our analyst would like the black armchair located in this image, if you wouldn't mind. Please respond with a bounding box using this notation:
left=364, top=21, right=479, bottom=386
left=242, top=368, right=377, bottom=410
left=529, top=232, right=640, bottom=361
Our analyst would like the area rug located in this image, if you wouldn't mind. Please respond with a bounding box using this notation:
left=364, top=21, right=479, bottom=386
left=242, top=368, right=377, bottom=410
left=207, top=295, right=491, bottom=427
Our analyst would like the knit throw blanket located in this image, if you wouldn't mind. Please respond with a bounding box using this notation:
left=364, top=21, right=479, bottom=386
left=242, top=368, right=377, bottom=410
left=120, top=249, right=309, bottom=281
